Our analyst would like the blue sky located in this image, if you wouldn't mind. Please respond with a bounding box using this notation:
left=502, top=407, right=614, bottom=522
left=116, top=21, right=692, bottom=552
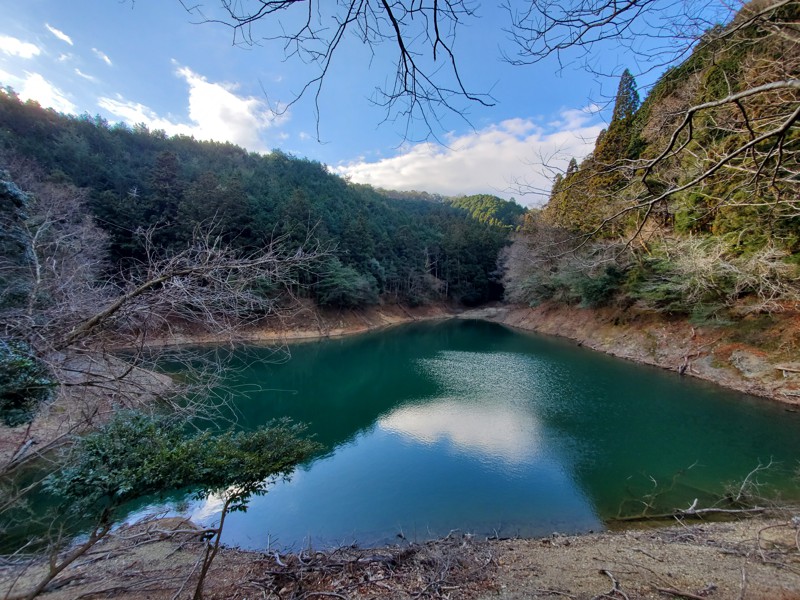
left=0, top=1, right=713, bottom=205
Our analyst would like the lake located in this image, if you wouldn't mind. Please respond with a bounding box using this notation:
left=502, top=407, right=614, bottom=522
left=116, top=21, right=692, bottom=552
left=141, top=319, right=800, bottom=550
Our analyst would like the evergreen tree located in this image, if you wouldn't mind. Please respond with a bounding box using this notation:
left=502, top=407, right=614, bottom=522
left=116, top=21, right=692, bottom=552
left=611, top=68, right=640, bottom=123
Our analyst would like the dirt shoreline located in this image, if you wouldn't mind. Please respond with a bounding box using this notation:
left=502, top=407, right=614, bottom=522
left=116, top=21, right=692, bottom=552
left=3, top=514, right=799, bottom=599
left=142, top=302, right=456, bottom=347
left=157, top=299, right=800, bottom=407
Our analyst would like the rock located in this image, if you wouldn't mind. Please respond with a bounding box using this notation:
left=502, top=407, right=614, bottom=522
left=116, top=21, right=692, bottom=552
left=729, top=350, right=773, bottom=379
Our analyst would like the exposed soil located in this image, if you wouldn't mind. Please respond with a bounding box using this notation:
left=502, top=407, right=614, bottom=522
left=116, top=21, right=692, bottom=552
left=2, top=514, right=799, bottom=599
left=463, top=303, right=800, bottom=407
left=143, top=301, right=455, bottom=347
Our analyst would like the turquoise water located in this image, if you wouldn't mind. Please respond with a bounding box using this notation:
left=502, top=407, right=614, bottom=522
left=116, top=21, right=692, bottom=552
left=141, top=320, right=800, bottom=550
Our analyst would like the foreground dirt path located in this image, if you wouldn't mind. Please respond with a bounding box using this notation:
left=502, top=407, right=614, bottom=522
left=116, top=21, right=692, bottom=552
left=485, top=518, right=800, bottom=599
left=3, top=516, right=799, bottom=599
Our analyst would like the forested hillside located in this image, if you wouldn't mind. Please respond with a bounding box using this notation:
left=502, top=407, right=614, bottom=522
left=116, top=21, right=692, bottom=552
left=0, top=89, right=516, bottom=309
left=446, top=194, right=527, bottom=228
left=505, top=0, right=799, bottom=322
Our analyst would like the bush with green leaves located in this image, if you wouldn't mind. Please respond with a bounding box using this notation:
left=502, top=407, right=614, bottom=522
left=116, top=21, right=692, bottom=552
left=0, top=340, right=53, bottom=427
left=576, top=264, right=628, bottom=308
left=9, top=412, right=319, bottom=600
left=45, top=411, right=320, bottom=520
left=511, top=266, right=627, bottom=309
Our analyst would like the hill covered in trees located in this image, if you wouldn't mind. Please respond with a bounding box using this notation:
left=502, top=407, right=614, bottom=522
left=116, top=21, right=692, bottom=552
left=505, top=0, right=799, bottom=322
left=0, top=88, right=522, bottom=309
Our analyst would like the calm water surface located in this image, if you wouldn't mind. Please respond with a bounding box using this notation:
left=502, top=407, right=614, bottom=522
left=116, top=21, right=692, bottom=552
left=144, top=320, right=800, bottom=550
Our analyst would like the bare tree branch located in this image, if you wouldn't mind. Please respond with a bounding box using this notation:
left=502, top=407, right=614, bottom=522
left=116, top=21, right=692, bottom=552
left=170, top=0, right=494, bottom=139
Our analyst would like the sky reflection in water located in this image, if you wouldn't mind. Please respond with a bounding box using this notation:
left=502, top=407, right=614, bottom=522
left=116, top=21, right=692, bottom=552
left=190, top=345, right=600, bottom=550
left=161, top=321, right=800, bottom=551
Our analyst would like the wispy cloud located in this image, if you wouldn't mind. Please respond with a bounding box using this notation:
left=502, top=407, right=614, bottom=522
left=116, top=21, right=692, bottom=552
left=74, top=68, right=95, bottom=82
left=17, top=72, right=77, bottom=114
left=45, top=24, right=73, bottom=45
left=98, top=65, right=287, bottom=151
left=0, top=35, right=41, bottom=59
left=336, top=109, right=603, bottom=206
left=92, top=48, right=112, bottom=66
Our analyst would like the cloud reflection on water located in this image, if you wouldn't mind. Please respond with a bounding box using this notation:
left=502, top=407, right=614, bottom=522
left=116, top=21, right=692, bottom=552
left=379, top=351, right=548, bottom=466
left=191, top=491, right=226, bottom=523
left=380, top=398, right=542, bottom=465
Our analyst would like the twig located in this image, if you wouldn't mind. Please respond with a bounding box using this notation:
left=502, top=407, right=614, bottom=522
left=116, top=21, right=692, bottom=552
left=738, top=564, right=747, bottom=600
left=593, top=569, right=630, bottom=600
left=171, top=554, right=203, bottom=600
left=655, top=587, right=707, bottom=600
left=531, top=589, right=577, bottom=598
left=632, top=547, right=663, bottom=562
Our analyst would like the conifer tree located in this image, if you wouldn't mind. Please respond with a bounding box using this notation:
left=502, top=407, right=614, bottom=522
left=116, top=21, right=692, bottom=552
left=611, top=69, right=640, bottom=123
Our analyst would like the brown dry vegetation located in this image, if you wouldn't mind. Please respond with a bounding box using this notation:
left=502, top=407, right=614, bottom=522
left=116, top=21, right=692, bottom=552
left=2, top=515, right=799, bottom=599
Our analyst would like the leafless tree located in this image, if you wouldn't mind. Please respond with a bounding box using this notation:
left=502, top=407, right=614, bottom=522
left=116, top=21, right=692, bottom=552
left=0, top=163, right=322, bottom=477
left=171, top=0, right=494, bottom=139
left=502, top=0, right=734, bottom=74
left=0, top=160, right=327, bottom=598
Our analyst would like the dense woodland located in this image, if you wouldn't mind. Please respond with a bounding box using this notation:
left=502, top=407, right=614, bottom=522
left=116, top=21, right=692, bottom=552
left=505, top=0, right=800, bottom=322
left=0, top=88, right=522, bottom=313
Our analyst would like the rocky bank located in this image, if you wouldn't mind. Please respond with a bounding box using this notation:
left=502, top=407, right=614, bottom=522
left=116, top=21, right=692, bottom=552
left=462, top=303, right=800, bottom=407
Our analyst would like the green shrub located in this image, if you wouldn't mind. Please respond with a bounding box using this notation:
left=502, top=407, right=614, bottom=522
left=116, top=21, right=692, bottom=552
left=314, top=258, right=379, bottom=307
left=516, top=273, right=557, bottom=307
left=577, top=264, right=628, bottom=308
left=0, top=340, right=54, bottom=426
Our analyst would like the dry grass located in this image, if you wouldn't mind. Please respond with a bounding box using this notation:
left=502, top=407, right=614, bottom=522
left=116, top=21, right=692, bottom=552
left=2, top=515, right=800, bottom=599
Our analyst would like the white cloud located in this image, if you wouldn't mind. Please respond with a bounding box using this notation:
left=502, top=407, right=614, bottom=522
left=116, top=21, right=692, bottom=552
left=0, top=68, right=17, bottom=85
left=17, top=72, right=76, bottom=114
left=0, top=35, right=41, bottom=59
left=45, top=24, right=73, bottom=45
left=98, top=66, right=287, bottom=151
left=92, top=48, right=112, bottom=66
left=336, top=108, right=603, bottom=206
left=74, top=68, right=95, bottom=82
left=97, top=96, right=185, bottom=132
